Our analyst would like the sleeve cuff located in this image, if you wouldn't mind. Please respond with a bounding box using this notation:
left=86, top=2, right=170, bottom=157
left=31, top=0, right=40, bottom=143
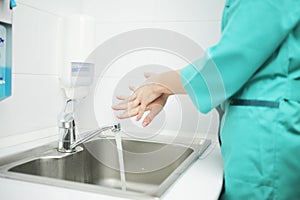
left=180, top=60, right=212, bottom=114
left=180, top=51, right=227, bottom=114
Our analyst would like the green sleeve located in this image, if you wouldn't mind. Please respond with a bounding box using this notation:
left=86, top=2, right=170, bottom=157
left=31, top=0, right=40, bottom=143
left=180, top=0, right=300, bottom=113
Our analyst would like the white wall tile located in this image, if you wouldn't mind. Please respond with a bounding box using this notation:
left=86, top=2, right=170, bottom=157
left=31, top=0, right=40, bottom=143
left=98, top=49, right=189, bottom=79
left=0, top=74, right=64, bottom=138
left=156, top=21, right=222, bottom=49
left=16, top=0, right=82, bottom=16
left=12, top=4, right=62, bottom=75
left=81, top=0, right=225, bottom=22
left=91, top=21, right=221, bottom=84
left=81, top=0, right=157, bottom=22
left=94, top=21, right=221, bottom=54
left=153, top=0, right=225, bottom=22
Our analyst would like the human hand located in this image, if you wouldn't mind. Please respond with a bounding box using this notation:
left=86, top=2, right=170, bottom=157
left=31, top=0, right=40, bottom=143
left=112, top=73, right=170, bottom=127
left=113, top=92, right=169, bottom=127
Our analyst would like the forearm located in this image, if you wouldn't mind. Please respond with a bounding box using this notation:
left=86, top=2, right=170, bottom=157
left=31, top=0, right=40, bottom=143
left=150, top=70, right=186, bottom=95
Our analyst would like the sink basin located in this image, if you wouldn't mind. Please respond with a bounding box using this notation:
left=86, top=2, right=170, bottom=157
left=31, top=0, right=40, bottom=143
left=0, top=136, right=210, bottom=199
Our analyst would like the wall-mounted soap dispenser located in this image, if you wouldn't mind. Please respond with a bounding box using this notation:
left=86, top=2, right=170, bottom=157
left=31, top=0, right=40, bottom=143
left=59, top=15, right=96, bottom=101
left=0, top=0, right=15, bottom=101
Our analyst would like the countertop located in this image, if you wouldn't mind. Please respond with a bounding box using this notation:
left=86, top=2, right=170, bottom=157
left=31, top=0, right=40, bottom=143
left=0, top=130, right=223, bottom=200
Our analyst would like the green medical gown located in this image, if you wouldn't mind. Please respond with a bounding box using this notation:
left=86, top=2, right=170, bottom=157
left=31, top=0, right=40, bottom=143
left=180, top=0, right=300, bottom=199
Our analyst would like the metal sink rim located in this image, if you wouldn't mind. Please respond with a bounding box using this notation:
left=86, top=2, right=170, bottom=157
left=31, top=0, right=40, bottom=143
left=0, top=136, right=211, bottom=200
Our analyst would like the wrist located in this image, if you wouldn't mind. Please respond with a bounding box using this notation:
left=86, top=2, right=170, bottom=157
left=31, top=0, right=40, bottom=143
left=155, top=71, right=182, bottom=94
left=154, top=82, right=173, bottom=95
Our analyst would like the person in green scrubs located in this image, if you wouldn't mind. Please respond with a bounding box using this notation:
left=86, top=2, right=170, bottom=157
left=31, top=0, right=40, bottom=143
left=113, top=0, right=300, bottom=199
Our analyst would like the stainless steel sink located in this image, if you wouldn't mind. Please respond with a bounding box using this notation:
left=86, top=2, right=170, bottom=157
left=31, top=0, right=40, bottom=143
left=0, top=136, right=210, bottom=200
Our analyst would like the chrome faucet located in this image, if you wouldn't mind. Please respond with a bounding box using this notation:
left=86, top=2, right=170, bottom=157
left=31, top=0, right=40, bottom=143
left=69, top=123, right=121, bottom=150
left=58, top=99, right=121, bottom=153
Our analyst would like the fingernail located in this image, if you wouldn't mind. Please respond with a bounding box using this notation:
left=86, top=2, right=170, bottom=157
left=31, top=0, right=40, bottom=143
left=142, top=122, right=148, bottom=127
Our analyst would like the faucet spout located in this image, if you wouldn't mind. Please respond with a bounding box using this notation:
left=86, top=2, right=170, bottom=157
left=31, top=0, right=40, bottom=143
left=69, top=123, right=121, bottom=150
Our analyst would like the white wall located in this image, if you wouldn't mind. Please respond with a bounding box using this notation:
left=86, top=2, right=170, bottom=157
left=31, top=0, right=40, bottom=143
left=0, top=0, right=225, bottom=149
left=0, top=0, right=82, bottom=148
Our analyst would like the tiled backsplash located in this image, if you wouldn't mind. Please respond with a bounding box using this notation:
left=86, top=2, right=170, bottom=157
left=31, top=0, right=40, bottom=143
left=0, top=0, right=225, bottom=148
